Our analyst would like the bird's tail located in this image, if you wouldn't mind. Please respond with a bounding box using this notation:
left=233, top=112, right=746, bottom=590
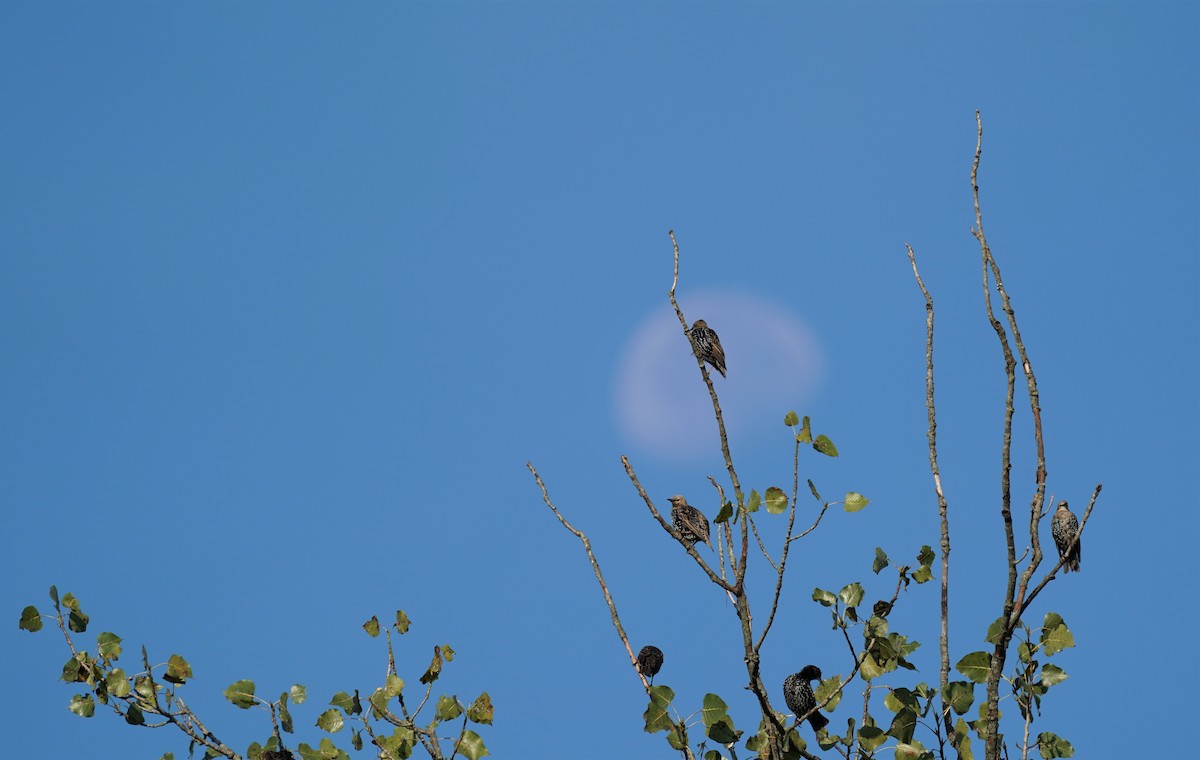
left=808, top=712, right=829, bottom=731
left=1065, top=544, right=1081, bottom=573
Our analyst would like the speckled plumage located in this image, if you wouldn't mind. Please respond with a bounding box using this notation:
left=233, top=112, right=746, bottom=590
left=637, top=645, right=664, bottom=684
left=783, top=665, right=830, bottom=732
left=1051, top=500, right=1081, bottom=573
left=689, top=319, right=727, bottom=378
left=669, top=495, right=712, bottom=549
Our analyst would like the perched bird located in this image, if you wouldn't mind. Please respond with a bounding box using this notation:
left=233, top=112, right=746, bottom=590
left=783, top=665, right=830, bottom=732
left=689, top=319, right=727, bottom=378
left=669, top=495, right=712, bottom=549
left=637, top=645, right=664, bottom=684
left=1051, top=500, right=1081, bottom=573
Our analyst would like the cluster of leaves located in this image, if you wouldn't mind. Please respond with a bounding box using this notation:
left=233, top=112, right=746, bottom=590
left=807, top=547, right=930, bottom=757
left=640, top=412, right=876, bottom=759
left=18, top=588, right=493, bottom=760
left=950, top=613, right=1076, bottom=759
left=643, top=687, right=809, bottom=760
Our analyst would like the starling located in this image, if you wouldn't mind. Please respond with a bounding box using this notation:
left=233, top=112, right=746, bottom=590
left=637, top=645, right=664, bottom=684
left=689, top=319, right=727, bottom=378
left=782, top=665, right=830, bottom=732
left=1051, top=500, right=1081, bottom=573
left=669, top=495, right=712, bottom=549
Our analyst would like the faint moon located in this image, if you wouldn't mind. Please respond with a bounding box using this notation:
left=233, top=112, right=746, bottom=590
left=614, top=289, right=825, bottom=461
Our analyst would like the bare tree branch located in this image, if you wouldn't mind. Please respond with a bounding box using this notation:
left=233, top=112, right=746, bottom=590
left=905, top=242, right=955, bottom=744
left=527, top=461, right=650, bottom=691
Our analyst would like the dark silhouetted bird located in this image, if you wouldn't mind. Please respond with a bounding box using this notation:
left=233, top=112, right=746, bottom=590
left=689, top=319, right=726, bottom=378
left=637, top=645, right=664, bottom=684
left=1051, top=500, right=1081, bottom=573
left=783, top=665, right=830, bottom=732
left=669, top=495, right=712, bottom=549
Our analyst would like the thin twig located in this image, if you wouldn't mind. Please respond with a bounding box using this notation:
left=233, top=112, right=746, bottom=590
left=905, top=242, right=954, bottom=744
left=755, top=434, right=803, bottom=652
left=527, top=462, right=649, bottom=691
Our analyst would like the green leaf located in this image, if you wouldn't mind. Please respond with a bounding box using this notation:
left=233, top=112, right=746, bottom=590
left=134, top=674, right=156, bottom=702
left=747, top=490, right=762, bottom=513
left=714, top=501, right=734, bottom=524
left=106, top=669, right=131, bottom=698
left=917, top=545, right=935, bottom=566
left=1040, top=664, right=1068, bottom=688
left=316, top=708, right=345, bottom=733
left=225, top=679, right=257, bottom=709
left=701, top=693, right=729, bottom=727
left=436, top=695, right=463, bottom=721
left=860, top=654, right=885, bottom=681
left=164, top=654, right=192, bottom=685
left=420, top=647, right=443, bottom=684
left=60, top=654, right=84, bottom=683
left=952, top=718, right=975, bottom=760
left=872, top=547, right=889, bottom=574
left=1036, top=732, right=1074, bottom=758
left=865, top=615, right=889, bottom=639
left=807, top=479, right=822, bottom=502
left=985, top=617, right=1007, bottom=644
left=814, top=675, right=843, bottom=712
left=707, top=714, right=739, bottom=744
left=666, top=724, right=687, bottom=750
left=362, top=616, right=380, bottom=637
left=68, top=610, right=89, bottom=633
left=368, top=688, right=388, bottom=718
left=330, top=691, right=356, bottom=713
left=912, top=565, right=933, bottom=584
left=455, top=731, right=489, bottom=760
left=395, top=610, right=411, bottom=634
left=843, top=492, right=869, bottom=512
left=19, top=605, right=43, bottom=633
left=859, top=726, right=887, bottom=751
left=1042, top=625, right=1075, bottom=656
left=839, top=583, right=865, bottom=607
left=69, top=693, right=95, bottom=718
left=887, top=707, right=917, bottom=743
left=812, top=588, right=838, bottom=607
left=1018, top=641, right=1034, bottom=664
left=125, top=703, right=145, bottom=725
left=280, top=700, right=294, bottom=733
left=813, top=435, right=839, bottom=457
left=97, top=632, right=122, bottom=660
left=941, top=681, right=975, bottom=715
left=468, top=692, right=494, bottom=725
left=884, top=688, right=918, bottom=713
left=60, top=593, right=88, bottom=633
left=296, top=738, right=350, bottom=760
left=50, top=585, right=60, bottom=605
left=643, top=685, right=675, bottom=733
left=385, top=674, right=405, bottom=698
left=443, top=644, right=456, bottom=662
left=955, top=652, right=992, bottom=684
left=784, top=410, right=799, bottom=426
left=895, top=741, right=933, bottom=760
left=798, top=416, right=813, bottom=443
left=765, top=487, right=788, bottom=514
left=291, top=684, right=307, bottom=705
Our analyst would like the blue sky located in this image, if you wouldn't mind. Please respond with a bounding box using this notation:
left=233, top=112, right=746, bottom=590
left=2, top=2, right=1196, bottom=758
